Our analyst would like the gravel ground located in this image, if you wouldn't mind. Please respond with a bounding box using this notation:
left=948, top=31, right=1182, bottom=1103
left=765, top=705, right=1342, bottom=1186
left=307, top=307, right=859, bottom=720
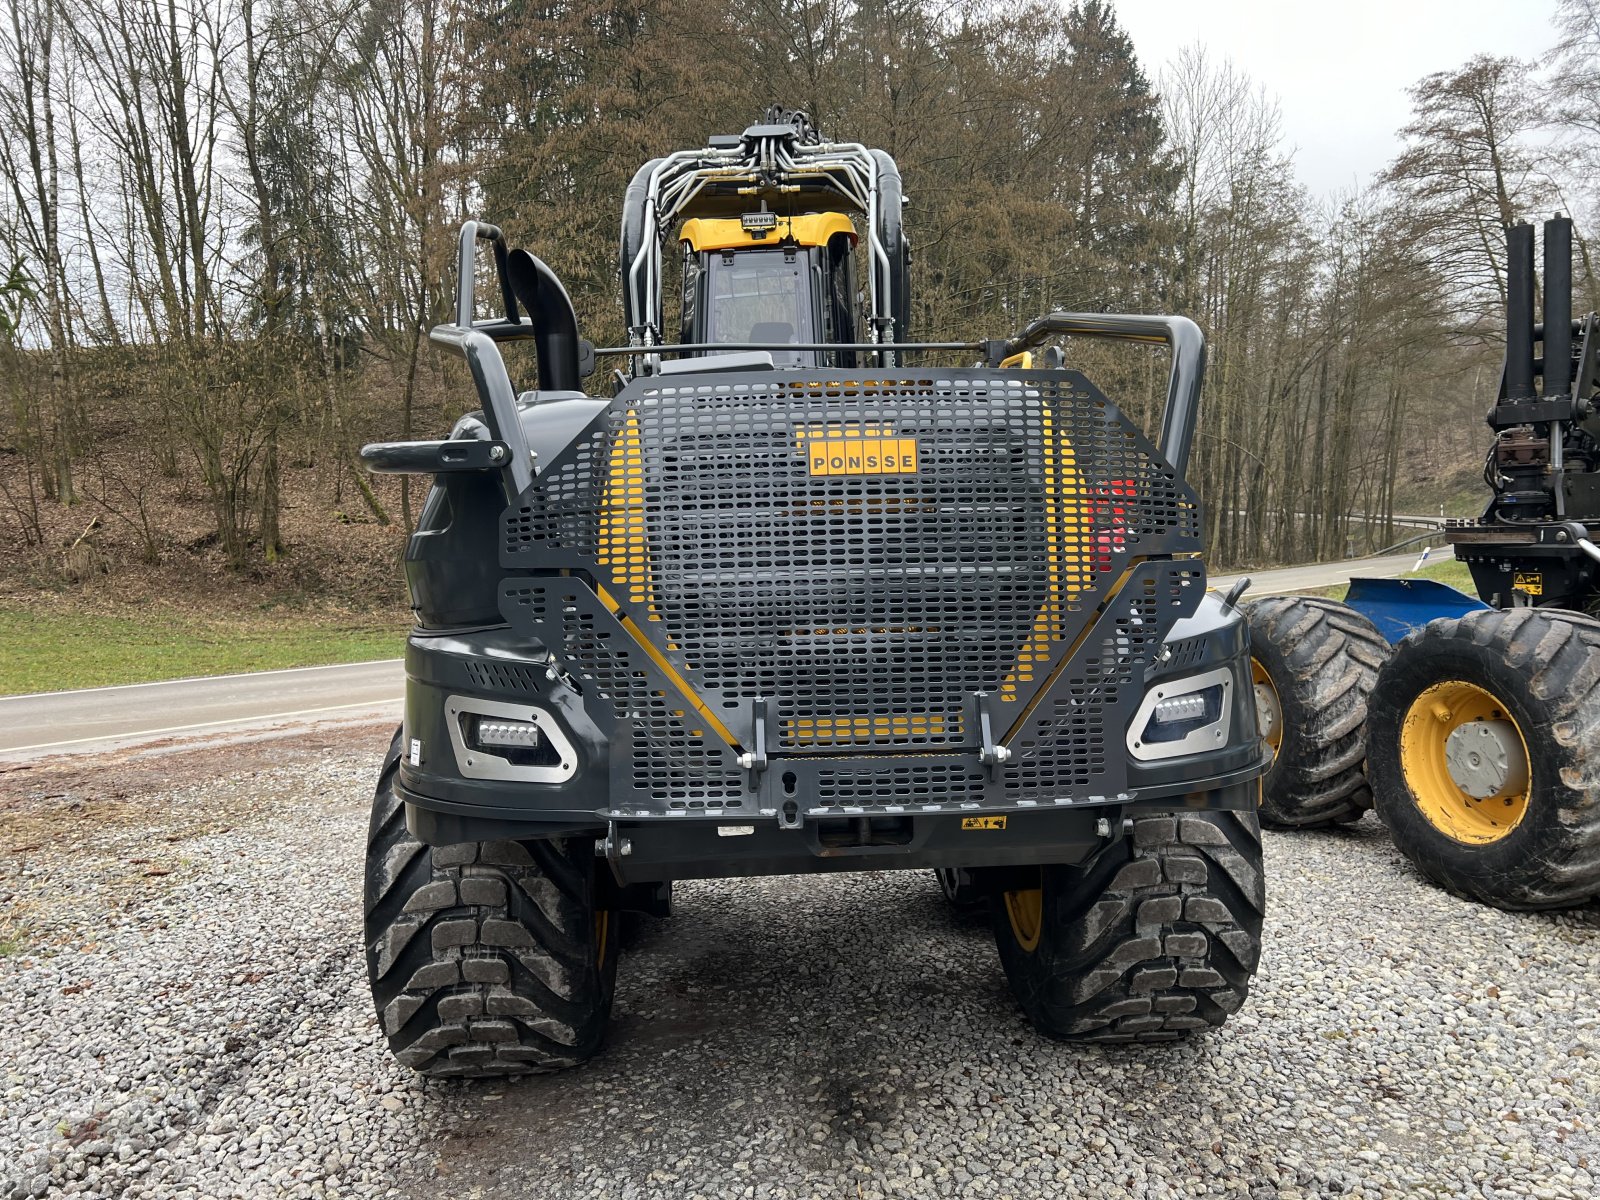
left=1, top=730, right=1597, bottom=1200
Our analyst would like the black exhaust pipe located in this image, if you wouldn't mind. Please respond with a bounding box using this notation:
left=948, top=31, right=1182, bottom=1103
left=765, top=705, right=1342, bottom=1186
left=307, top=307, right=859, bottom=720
left=506, top=249, right=582, bottom=392
left=1506, top=223, right=1537, bottom=401
left=1543, top=216, right=1573, bottom=400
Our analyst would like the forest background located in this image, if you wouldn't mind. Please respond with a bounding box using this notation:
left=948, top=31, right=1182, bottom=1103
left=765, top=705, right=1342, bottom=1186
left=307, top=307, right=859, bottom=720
left=3, top=0, right=1598, bottom=668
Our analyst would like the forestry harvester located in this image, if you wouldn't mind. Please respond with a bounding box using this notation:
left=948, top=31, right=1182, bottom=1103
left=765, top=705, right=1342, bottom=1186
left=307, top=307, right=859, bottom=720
left=358, top=110, right=1268, bottom=1076
left=1247, top=216, right=1600, bottom=911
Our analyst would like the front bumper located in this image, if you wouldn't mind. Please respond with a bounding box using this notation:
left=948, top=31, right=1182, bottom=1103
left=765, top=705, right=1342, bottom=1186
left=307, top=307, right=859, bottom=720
left=396, top=588, right=1265, bottom=860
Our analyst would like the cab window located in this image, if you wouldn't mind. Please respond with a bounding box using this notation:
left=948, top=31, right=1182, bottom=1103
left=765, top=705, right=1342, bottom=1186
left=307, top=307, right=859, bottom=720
left=704, top=248, right=817, bottom=366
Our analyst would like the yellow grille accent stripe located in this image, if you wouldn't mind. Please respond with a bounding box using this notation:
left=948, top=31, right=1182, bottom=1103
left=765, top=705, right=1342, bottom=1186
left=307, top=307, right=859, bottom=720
left=596, top=412, right=744, bottom=753
left=1002, top=564, right=1142, bottom=743
left=787, top=715, right=946, bottom=745
left=1000, top=406, right=1088, bottom=703
left=596, top=411, right=653, bottom=609
left=596, top=585, right=745, bottom=753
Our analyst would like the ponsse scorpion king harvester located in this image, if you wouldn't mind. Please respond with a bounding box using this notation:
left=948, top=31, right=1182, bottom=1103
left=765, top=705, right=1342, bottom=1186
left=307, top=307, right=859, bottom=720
left=1246, top=216, right=1600, bottom=911
left=359, top=111, right=1268, bottom=1076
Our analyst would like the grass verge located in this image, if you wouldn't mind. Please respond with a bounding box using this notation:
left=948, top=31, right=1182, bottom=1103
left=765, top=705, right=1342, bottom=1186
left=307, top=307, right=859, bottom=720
left=0, top=601, right=404, bottom=696
left=1401, top=555, right=1475, bottom=591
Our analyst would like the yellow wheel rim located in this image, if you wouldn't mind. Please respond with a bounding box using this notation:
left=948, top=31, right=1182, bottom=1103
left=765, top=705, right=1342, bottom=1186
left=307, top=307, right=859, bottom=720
left=595, top=909, right=611, bottom=967
left=1003, top=882, right=1043, bottom=953
left=1251, top=657, right=1283, bottom=756
left=1399, top=680, right=1531, bottom=845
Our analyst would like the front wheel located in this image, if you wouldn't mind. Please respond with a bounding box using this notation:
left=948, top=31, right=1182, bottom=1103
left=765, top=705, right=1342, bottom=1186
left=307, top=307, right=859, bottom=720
left=1367, top=609, right=1600, bottom=910
left=991, top=809, right=1264, bottom=1042
left=364, top=731, right=617, bottom=1075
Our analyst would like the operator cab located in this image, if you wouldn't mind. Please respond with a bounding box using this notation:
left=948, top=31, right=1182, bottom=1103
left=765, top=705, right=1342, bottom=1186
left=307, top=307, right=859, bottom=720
left=678, top=213, right=859, bottom=367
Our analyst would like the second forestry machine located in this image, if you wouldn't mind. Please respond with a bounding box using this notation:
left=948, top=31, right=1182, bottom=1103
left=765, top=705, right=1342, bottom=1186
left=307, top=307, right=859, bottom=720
left=1247, top=216, right=1600, bottom=913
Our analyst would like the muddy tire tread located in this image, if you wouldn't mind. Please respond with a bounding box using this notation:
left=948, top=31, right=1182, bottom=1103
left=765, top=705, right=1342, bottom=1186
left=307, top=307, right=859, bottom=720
left=1246, top=596, right=1389, bottom=827
left=363, top=733, right=613, bottom=1076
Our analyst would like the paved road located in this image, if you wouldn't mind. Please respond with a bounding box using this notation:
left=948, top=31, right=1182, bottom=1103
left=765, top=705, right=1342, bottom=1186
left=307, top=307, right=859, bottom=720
left=1230, top=509, right=1447, bottom=531
left=1211, top=550, right=1426, bottom=599
left=0, top=549, right=1431, bottom=759
left=0, top=658, right=403, bottom=759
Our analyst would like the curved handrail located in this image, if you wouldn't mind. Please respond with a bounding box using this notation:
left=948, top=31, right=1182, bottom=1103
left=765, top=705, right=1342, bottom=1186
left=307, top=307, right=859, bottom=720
left=455, top=220, right=517, bottom=328
left=427, top=324, right=534, bottom=496
left=1003, top=312, right=1206, bottom=481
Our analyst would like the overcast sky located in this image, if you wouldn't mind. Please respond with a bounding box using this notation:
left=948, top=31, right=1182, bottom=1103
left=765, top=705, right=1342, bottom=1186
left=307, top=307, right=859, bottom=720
left=1114, top=0, right=1560, bottom=199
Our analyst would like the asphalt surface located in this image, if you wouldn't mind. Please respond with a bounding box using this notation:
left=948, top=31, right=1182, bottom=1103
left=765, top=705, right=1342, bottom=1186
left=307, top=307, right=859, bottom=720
left=0, top=660, right=403, bottom=760
left=1209, top=550, right=1424, bottom=599
left=0, top=550, right=1427, bottom=760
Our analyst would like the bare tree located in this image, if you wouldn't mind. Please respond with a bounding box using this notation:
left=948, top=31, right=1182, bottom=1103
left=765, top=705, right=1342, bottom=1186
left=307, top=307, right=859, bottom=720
left=1383, top=55, right=1546, bottom=328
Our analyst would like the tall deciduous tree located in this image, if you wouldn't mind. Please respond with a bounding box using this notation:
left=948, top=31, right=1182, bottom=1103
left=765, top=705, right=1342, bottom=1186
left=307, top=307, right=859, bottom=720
left=1383, top=55, right=1546, bottom=330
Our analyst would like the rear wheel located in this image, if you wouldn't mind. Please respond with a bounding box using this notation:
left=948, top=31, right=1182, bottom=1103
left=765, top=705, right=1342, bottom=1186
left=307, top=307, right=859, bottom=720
left=364, top=732, right=617, bottom=1075
left=1367, top=609, right=1600, bottom=909
left=990, top=809, right=1264, bottom=1041
left=1244, top=596, right=1389, bottom=827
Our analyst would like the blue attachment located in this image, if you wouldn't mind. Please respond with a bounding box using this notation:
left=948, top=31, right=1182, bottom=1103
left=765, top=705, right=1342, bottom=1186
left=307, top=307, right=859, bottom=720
left=1343, top=578, right=1491, bottom=645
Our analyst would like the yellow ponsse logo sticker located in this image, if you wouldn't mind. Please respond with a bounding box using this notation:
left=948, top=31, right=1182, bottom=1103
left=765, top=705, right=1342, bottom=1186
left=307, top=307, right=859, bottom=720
left=1513, top=571, right=1543, bottom=596
left=961, top=815, right=1007, bottom=831
left=798, top=427, right=918, bottom=477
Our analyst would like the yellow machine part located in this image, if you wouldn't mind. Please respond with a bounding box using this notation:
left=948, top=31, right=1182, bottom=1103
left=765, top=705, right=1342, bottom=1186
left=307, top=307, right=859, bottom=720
left=680, top=212, right=857, bottom=252
left=787, top=715, right=946, bottom=745
left=596, top=411, right=743, bottom=751
left=1251, top=658, right=1283, bottom=756
left=999, top=412, right=1090, bottom=704
left=1004, top=879, right=1044, bottom=952
left=1399, top=679, right=1532, bottom=845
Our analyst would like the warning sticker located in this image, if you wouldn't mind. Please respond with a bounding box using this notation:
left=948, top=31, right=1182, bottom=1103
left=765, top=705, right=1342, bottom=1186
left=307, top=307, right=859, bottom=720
left=961, top=815, right=1007, bottom=831
left=1513, top=572, right=1543, bottom=596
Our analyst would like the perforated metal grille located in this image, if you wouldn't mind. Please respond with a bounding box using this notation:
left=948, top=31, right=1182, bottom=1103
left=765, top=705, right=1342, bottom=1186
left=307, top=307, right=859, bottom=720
left=501, top=582, right=748, bottom=809
left=517, top=370, right=1200, bottom=755
left=1161, top=635, right=1210, bottom=672
left=462, top=659, right=545, bottom=695
left=1006, top=567, right=1203, bottom=799
left=814, top=761, right=986, bottom=809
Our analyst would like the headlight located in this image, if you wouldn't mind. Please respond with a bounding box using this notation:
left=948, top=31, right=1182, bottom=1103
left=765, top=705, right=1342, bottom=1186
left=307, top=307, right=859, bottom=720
left=445, top=696, right=577, bottom=782
left=1126, top=666, right=1235, bottom=761
left=471, top=717, right=546, bottom=753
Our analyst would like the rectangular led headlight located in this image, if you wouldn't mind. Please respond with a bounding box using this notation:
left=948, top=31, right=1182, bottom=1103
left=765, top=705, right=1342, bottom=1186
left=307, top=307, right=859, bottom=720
left=1126, top=666, right=1234, bottom=762
left=445, top=697, right=576, bottom=784
left=1149, top=692, right=1211, bottom=728
left=471, top=719, right=543, bottom=750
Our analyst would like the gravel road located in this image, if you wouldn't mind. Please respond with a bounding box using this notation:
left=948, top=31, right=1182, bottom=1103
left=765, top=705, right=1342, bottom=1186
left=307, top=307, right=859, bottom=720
left=2, top=729, right=1597, bottom=1199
